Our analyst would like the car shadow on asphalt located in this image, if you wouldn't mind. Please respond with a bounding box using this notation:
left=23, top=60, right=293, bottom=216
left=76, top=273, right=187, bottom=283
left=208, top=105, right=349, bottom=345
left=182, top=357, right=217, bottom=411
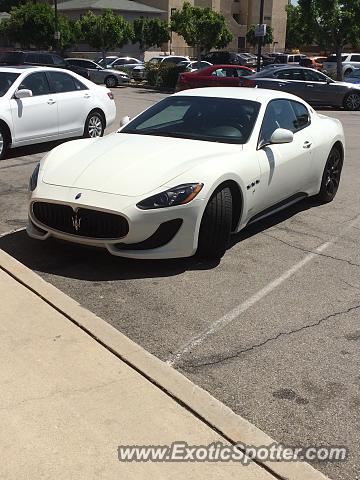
left=6, top=139, right=74, bottom=159
left=0, top=198, right=318, bottom=281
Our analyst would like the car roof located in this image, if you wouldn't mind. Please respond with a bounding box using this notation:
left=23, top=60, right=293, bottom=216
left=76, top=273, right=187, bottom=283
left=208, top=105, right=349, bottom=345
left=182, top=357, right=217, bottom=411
left=174, top=86, right=308, bottom=104
left=0, top=65, right=77, bottom=74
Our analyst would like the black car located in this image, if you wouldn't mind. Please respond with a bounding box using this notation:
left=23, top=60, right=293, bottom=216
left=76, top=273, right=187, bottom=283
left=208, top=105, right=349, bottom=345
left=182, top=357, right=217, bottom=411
left=242, top=66, right=360, bottom=110
left=0, top=51, right=89, bottom=79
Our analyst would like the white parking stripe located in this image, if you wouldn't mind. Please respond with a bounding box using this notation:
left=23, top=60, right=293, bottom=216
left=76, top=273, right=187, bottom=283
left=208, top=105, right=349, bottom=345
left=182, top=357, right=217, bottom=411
left=167, top=214, right=360, bottom=367
left=0, top=227, right=25, bottom=238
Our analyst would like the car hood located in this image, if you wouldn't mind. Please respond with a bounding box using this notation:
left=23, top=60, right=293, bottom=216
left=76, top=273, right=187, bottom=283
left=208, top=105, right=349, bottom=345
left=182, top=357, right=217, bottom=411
left=42, top=133, right=242, bottom=197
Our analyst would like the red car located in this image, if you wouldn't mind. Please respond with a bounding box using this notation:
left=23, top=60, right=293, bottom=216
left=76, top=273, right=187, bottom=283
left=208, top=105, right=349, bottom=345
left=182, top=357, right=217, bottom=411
left=176, top=64, right=255, bottom=91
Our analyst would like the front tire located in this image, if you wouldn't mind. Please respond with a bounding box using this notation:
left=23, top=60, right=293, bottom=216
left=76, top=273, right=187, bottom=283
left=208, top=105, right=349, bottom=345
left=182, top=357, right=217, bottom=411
left=343, top=91, right=360, bottom=110
left=83, top=112, right=105, bottom=138
left=105, top=75, right=118, bottom=88
left=316, top=146, right=343, bottom=203
left=197, top=187, right=232, bottom=260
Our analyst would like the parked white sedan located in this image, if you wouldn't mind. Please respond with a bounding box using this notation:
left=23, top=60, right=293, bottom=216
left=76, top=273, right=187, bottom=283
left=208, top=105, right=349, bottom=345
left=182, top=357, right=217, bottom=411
left=0, top=66, right=116, bottom=159
left=27, top=88, right=344, bottom=260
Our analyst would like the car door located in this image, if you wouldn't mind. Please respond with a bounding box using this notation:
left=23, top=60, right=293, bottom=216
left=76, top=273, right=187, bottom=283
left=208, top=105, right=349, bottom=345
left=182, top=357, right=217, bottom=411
left=10, top=71, right=58, bottom=143
left=302, top=69, right=347, bottom=106
left=46, top=70, right=90, bottom=136
left=256, top=99, right=314, bottom=208
left=210, top=67, right=239, bottom=86
left=81, top=60, right=103, bottom=83
left=274, top=68, right=308, bottom=99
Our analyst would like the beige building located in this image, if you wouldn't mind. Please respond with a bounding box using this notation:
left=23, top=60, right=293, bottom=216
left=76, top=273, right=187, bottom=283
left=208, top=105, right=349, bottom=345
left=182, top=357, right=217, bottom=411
left=140, top=0, right=288, bottom=55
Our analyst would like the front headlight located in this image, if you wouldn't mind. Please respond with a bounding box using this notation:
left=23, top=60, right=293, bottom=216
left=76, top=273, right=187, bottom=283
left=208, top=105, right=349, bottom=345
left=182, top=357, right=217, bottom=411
left=29, top=162, right=40, bottom=192
left=137, top=183, right=203, bottom=210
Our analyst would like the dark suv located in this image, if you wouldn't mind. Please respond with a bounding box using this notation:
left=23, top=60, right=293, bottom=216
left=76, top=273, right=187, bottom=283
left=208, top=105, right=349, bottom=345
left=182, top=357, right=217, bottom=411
left=202, top=51, right=254, bottom=67
left=0, top=51, right=89, bottom=78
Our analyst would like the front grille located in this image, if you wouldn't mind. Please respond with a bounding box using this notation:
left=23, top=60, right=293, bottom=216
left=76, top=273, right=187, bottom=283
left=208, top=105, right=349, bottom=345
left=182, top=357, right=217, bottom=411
left=32, top=202, right=129, bottom=239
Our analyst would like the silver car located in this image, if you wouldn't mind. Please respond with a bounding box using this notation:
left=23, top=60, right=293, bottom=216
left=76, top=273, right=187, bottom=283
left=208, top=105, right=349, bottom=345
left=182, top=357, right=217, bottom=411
left=65, top=58, right=130, bottom=88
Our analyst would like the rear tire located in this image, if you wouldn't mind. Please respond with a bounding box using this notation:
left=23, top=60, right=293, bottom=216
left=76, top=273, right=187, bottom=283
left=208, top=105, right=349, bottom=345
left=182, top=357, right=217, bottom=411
left=343, top=91, right=360, bottom=110
left=0, top=125, right=9, bottom=160
left=83, top=111, right=105, bottom=138
left=197, top=187, right=232, bottom=260
left=105, top=76, right=118, bottom=88
left=316, top=146, right=343, bottom=203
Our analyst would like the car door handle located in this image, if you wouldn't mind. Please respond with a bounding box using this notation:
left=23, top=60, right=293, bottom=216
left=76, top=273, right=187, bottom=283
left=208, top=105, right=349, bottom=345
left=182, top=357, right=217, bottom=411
left=303, top=141, right=312, bottom=149
left=84, top=93, right=91, bottom=98
left=47, top=99, right=56, bottom=105
left=306, top=84, right=314, bottom=87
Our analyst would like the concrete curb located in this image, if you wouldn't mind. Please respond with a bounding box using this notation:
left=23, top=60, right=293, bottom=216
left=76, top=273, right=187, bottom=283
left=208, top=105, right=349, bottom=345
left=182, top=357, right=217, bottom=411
left=0, top=248, right=330, bottom=480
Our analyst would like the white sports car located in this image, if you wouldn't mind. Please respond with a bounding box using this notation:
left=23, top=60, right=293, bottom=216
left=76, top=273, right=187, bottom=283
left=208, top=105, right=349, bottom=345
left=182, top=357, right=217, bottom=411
left=27, top=88, right=344, bottom=260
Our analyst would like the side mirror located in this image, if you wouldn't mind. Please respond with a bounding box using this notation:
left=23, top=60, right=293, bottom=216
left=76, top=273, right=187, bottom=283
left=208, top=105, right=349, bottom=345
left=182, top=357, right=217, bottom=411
left=120, top=116, right=130, bottom=127
left=15, top=89, right=33, bottom=99
left=269, top=128, right=293, bottom=145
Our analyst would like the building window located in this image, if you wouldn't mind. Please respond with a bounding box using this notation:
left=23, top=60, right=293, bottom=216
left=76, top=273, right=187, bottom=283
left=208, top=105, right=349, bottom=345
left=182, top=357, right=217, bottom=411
left=238, top=36, right=246, bottom=50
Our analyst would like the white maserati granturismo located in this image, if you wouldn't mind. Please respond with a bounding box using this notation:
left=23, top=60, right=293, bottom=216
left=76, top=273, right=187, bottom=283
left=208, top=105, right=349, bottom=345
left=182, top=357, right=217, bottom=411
left=27, top=88, right=344, bottom=260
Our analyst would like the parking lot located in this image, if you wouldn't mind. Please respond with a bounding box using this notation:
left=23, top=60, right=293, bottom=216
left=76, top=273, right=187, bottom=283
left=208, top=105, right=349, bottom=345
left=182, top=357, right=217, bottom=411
left=1, top=86, right=360, bottom=480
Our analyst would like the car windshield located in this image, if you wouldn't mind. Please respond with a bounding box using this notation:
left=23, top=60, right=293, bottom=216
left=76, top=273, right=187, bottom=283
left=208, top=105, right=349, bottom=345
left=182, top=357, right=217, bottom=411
left=121, top=96, right=261, bottom=145
left=0, top=72, right=20, bottom=96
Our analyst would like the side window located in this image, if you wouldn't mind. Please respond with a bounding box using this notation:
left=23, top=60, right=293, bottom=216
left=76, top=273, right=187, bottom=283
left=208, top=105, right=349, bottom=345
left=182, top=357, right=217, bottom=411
left=237, top=68, right=251, bottom=77
left=73, top=77, right=87, bottom=90
left=18, top=72, right=50, bottom=96
left=48, top=71, right=81, bottom=93
left=303, top=70, right=324, bottom=82
left=291, top=101, right=311, bottom=130
left=277, top=69, right=304, bottom=81
left=212, top=68, right=227, bottom=77
left=25, top=53, right=41, bottom=64
left=82, top=60, right=96, bottom=69
left=114, top=59, right=126, bottom=65
left=259, top=99, right=298, bottom=145
left=350, top=55, right=360, bottom=62
left=52, top=55, right=65, bottom=66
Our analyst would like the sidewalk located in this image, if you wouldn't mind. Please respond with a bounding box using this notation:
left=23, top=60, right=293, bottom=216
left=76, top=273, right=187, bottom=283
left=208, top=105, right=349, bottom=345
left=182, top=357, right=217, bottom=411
left=0, top=250, right=329, bottom=480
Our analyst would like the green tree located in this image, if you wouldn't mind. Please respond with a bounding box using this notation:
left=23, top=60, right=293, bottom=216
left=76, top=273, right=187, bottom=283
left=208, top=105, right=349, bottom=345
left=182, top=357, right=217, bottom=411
left=0, top=2, right=75, bottom=50
left=285, top=4, right=308, bottom=50
left=171, top=2, right=233, bottom=61
left=299, top=0, right=360, bottom=79
left=132, top=17, right=170, bottom=58
left=77, top=10, right=133, bottom=64
left=246, top=24, right=273, bottom=48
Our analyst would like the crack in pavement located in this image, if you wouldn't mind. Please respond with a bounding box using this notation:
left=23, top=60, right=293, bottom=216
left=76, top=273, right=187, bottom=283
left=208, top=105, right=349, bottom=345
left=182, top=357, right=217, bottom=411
left=263, top=232, right=360, bottom=269
left=187, top=303, right=360, bottom=370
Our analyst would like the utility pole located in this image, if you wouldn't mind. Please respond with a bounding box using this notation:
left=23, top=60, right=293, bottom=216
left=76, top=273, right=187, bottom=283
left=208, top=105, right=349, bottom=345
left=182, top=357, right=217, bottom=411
left=256, top=0, right=265, bottom=72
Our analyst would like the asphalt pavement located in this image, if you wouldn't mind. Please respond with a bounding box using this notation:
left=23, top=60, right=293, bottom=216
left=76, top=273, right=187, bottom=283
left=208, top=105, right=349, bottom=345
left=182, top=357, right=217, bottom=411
left=1, top=87, right=359, bottom=480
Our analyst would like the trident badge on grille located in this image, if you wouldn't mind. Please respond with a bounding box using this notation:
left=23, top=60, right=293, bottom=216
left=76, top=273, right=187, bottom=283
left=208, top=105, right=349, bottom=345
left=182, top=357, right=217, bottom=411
left=72, top=212, right=81, bottom=232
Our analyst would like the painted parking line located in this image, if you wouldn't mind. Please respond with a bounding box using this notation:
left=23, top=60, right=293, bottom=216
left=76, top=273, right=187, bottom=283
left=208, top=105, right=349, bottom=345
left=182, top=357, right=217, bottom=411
left=167, top=214, right=360, bottom=367
left=0, top=227, right=25, bottom=239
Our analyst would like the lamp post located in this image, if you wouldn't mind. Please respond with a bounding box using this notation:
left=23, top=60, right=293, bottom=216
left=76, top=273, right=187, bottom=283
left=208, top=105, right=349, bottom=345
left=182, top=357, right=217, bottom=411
left=54, top=0, right=59, bottom=52
left=256, top=0, right=265, bottom=72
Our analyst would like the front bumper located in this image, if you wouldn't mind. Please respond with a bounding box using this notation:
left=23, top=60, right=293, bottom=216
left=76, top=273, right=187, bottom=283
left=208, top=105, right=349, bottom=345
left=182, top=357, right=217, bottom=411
left=27, top=186, right=205, bottom=259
